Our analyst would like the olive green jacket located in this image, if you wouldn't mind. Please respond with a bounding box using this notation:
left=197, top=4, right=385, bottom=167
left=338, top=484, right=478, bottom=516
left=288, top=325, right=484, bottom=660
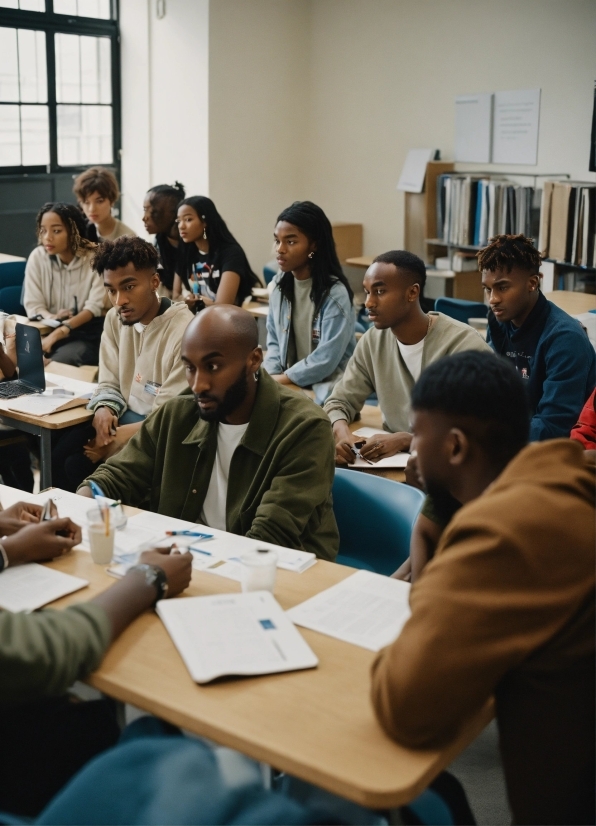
left=0, top=604, right=110, bottom=705
left=82, top=370, right=339, bottom=560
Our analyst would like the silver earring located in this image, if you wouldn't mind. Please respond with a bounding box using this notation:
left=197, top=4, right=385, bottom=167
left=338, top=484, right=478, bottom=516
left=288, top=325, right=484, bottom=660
left=308, top=252, right=314, bottom=259
left=203, top=227, right=207, bottom=240
left=254, top=370, right=259, bottom=382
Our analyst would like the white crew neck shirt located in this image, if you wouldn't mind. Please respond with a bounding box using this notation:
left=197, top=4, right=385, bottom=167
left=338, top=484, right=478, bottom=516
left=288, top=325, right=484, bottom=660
left=200, top=421, right=249, bottom=531
left=395, top=336, right=426, bottom=381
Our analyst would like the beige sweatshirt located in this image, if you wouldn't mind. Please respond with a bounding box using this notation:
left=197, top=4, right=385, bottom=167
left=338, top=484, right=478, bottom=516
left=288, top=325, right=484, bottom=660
left=371, top=440, right=595, bottom=826
left=23, top=245, right=106, bottom=318
left=324, top=312, right=491, bottom=432
left=98, top=219, right=136, bottom=242
left=88, top=299, right=193, bottom=417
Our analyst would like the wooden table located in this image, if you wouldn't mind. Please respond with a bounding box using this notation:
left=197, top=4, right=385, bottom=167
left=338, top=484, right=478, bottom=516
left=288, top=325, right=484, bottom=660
left=0, top=397, right=92, bottom=489
left=545, top=291, right=596, bottom=315
left=45, top=534, right=492, bottom=810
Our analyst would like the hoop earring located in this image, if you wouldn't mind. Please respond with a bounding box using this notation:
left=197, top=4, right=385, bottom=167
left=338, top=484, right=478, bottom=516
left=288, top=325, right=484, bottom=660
left=308, top=252, right=314, bottom=259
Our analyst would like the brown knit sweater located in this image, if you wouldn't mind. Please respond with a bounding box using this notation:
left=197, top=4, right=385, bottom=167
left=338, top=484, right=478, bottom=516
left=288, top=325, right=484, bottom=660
left=371, top=440, right=595, bottom=825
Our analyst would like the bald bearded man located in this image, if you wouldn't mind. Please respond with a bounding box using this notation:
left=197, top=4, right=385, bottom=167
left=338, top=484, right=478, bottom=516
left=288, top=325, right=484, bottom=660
left=78, top=306, right=339, bottom=560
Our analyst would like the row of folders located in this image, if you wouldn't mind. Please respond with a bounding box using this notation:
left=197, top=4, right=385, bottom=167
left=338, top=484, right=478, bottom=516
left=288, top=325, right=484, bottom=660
left=539, top=182, right=596, bottom=268
left=436, top=175, right=538, bottom=249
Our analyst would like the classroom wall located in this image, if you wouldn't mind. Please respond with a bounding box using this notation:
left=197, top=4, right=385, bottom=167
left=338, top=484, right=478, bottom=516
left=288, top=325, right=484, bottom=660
left=305, top=0, right=596, bottom=256
left=208, top=0, right=311, bottom=273
left=121, top=0, right=596, bottom=266
left=120, top=0, right=209, bottom=235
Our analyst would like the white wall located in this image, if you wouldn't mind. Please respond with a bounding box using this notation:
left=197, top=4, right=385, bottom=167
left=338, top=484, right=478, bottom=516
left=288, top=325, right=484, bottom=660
left=305, top=0, right=596, bottom=256
left=209, top=0, right=310, bottom=271
left=121, top=0, right=596, bottom=266
left=120, top=0, right=209, bottom=235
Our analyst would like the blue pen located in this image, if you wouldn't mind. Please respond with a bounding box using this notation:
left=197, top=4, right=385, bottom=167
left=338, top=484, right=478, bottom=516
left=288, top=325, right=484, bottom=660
left=88, top=480, right=106, bottom=499
left=165, top=530, right=214, bottom=538
left=192, top=547, right=212, bottom=557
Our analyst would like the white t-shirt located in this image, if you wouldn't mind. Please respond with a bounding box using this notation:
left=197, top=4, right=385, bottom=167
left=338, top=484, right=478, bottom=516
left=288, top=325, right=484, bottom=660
left=200, top=421, right=249, bottom=531
left=396, top=336, right=425, bottom=381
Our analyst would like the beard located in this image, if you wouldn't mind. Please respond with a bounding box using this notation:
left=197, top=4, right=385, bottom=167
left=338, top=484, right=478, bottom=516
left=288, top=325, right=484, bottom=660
left=423, top=479, right=462, bottom=526
left=195, top=366, right=250, bottom=423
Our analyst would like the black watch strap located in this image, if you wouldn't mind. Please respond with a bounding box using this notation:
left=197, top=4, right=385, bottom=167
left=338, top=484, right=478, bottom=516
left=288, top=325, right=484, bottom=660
left=131, top=563, right=168, bottom=607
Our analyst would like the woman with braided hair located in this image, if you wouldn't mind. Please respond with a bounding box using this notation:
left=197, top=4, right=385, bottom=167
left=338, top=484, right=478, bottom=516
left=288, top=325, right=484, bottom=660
left=23, top=202, right=107, bottom=366
left=480, top=232, right=595, bottom=440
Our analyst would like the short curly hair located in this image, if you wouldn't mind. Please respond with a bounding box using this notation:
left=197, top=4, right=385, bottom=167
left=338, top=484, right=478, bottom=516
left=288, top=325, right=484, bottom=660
left=92, top=236, right=159, bottom=275
left=73, top=167, right=119, bottom=203
left=477, top=234, right=542, bottom=274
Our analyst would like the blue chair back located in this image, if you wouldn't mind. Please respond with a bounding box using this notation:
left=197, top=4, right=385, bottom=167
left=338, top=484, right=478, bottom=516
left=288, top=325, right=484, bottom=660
left=0, top=262, right=26, bottom=288
left=0, top=286, right=25, bottom=315
left=332, top=468, right=424, bottom=575
left=435, top=297, right=487, bottom=325
left=263, top=260, right=277, bottom=285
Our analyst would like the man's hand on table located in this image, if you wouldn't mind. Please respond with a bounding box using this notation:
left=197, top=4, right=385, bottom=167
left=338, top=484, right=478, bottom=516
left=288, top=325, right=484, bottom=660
left=359, top=432, right=412, bottom=462
left=139, top=548, right=193, bottom=598
left=1, top=518, right=81, bottom=565
left=0, top=500, right=57, bottom=534
left=333, top=420, right=366, bottom=466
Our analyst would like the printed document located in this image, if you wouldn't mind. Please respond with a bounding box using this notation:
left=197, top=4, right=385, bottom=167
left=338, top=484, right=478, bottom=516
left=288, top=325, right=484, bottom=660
left=350, top=428, right=410, bottom=469
left=157, top=591, right=318, bottom=683
left=286, top=570, right=411, bottom=651
left=0, top=563, right=88, bottom=612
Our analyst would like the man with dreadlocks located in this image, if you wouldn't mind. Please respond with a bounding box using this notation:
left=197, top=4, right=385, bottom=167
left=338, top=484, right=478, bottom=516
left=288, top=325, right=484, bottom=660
left=480, top=233, right=595, bottom=441
left=51, top=236, right=193, bottom=492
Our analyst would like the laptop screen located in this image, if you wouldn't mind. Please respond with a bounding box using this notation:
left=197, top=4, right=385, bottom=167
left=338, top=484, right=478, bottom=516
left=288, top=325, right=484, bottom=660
left=15, top=323, right=45, bottom=391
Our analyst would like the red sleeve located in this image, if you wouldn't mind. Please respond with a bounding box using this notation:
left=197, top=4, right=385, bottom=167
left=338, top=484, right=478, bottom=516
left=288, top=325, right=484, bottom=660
left=570, top=389, right=596, bottom=449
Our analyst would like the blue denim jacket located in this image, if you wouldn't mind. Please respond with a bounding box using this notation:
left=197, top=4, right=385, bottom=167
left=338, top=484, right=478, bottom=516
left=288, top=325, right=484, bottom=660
left=263, top=274, right=356, bottom=404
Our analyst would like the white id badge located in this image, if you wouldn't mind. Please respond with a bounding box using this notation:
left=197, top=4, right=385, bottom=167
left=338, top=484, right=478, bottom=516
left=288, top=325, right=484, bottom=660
left=144, top=381, right=161, bottom=397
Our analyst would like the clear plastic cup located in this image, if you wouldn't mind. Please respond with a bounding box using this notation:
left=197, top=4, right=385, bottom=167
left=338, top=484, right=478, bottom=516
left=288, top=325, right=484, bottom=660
left=87, top=507, right=116, bottom=565
left=240, top=548, right=278, bottom=593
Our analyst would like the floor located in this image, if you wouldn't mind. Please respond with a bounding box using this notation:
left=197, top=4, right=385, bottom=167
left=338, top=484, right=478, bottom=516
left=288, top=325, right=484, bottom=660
left=448, top=719, right=511, bottom=825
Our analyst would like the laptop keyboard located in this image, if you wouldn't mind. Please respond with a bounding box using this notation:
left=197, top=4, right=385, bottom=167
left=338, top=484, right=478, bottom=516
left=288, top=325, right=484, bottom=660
left=0, top=382, right=41, bottom=399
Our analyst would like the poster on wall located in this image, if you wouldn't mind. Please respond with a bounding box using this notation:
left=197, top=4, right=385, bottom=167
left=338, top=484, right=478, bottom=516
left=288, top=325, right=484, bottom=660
left=454, top=93, right=493, bottom=163
left=492, top=89, right=541, bottom=165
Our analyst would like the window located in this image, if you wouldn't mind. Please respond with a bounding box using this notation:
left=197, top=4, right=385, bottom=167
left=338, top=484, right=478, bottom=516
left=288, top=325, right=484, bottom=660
left=0, top=0, right=119, bottom=173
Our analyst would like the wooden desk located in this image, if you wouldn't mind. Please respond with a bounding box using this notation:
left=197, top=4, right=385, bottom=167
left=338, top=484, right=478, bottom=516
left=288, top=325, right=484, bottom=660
left=45, top=541, right=492, bottom=810
left=0, top=398, right=92, bottom=489
left=243, top=301, right=269, bottom=319
left=545, top=291, right=596, bottom=315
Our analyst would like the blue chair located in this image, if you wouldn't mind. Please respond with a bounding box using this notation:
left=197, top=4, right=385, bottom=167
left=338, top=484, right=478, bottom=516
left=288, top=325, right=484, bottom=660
left=0, top=262, right=26, bottom=289
left=263, top=260, right=277, bottom=285
left=435, top=297, right=487, bottom=325
left=332, top=468, right=424, bottom=575
left=0, top=286, right=25, bottom=315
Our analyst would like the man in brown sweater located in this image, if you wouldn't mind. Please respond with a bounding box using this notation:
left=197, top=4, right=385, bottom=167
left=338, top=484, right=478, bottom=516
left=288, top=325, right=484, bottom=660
left=371, top=351, right=595, bottom=826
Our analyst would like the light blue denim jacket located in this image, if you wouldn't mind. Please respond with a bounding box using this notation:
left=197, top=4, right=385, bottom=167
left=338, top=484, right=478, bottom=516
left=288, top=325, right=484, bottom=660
left=263, top=273, right=356, bottom=405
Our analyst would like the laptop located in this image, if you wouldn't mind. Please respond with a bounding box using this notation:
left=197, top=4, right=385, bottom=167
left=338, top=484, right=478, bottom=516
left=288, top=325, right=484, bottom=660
left=0, top=323, right=46, bottom=398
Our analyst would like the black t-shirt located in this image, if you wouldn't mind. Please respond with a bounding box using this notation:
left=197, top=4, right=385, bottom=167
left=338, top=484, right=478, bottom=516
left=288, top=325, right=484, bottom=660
left=155, top=235, right=178, bottom=292
left=182, top=242, right=255, bottom=304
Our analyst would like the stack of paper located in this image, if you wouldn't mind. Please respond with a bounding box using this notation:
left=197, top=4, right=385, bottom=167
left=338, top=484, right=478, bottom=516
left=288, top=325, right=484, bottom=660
left=44, top=373, right=97, bottom=399
left=287, top=570, right=411, bottom=652
left=8, top=394, right=88, bottom=416
left=157, top=591, right=318, bottom=683
left=0, top=563, right=88, bottom=612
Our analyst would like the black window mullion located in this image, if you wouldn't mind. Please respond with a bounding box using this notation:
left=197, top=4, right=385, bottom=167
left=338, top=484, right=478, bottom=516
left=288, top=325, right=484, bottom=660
left=46, top=28, right=58, bottom=172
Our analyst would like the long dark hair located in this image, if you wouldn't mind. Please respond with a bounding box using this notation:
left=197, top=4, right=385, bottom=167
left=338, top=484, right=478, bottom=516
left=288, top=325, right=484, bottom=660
left=275, top=201, right=353, bottom=311
left=176, top=196, right=258, bottom=300
left=36, top=202, right=97, bottom=255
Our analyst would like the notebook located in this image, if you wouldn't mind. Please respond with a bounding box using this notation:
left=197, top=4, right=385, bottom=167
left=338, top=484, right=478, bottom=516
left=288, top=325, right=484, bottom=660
left=157, top=591, right=318, bottom=683
left=8, top=394, right=88, bottom=416
left=0, top=563, right=88, bottom=613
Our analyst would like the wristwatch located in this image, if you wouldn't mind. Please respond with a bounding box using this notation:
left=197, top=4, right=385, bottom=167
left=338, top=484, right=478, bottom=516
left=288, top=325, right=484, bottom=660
left=131, top=563, right=168, bottom=607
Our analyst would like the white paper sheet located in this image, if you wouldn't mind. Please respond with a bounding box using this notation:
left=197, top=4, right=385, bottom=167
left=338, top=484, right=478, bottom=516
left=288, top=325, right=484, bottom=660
left=157, top=591, right=318, bottom=683
left=492, top=88, right=540, bottom=165
left=0, top=563, right=88, bottom=612
left=287, top=570, right=411, bottom=651
left=44, top=373, right=97, bottom=399
left=349, top=428, right=410, bottom=469
left=454, top=93, right=493, bottom=163
left=397, top=148, right=437, bottom=193
left=7, top=395, right=87, bottom=416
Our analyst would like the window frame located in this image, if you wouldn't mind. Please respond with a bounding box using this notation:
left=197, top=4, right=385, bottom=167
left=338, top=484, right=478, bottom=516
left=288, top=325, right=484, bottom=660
left=0, top=0, right=120, bottom=176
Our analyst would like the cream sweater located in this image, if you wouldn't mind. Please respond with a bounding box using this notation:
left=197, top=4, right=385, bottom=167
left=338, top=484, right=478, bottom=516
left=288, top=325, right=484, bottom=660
left=324, top=312, right=491, bottom=433
left=88, top=299, right=193, bottom=417
left=24, top=245, right=105, bottom=318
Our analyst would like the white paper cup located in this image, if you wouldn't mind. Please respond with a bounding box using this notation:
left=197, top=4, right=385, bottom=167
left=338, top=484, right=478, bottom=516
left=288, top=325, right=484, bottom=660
left=241, top=548, right=278, bottom=593
left=87, top=507, right=116, bottom=565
